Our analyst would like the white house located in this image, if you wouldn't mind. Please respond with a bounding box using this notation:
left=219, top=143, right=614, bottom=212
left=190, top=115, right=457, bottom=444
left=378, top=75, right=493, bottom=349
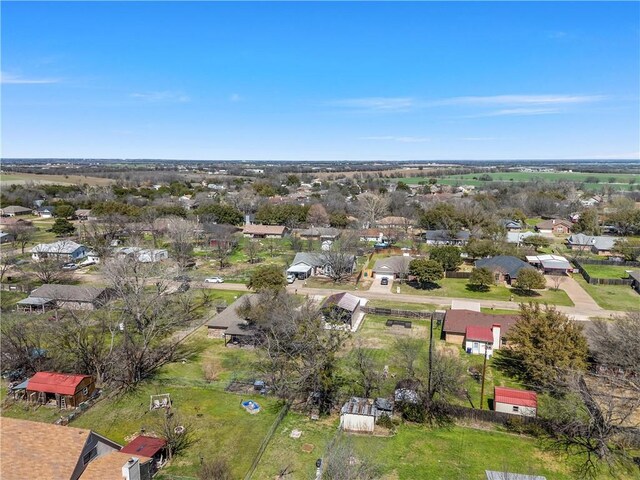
left=287, top=252, right=356, bottom=279
left=494, top=386, right=537, bottom=418
left=464, top=324, right=501, bottom=357
left=115, top=247, right=168, bottom=263
left=31, top=241, right=87, bottom=262
left=506, top=231, right=536, bottom=245
left=372, top=256, right=412, bottom=280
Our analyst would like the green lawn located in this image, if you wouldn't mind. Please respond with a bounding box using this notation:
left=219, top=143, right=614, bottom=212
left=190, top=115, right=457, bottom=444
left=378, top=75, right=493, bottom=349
left=398, top=278, right=574, bottom=306
left=574, top=276, right=639, bottom=312
left=366, top=299, right=442, bottom=311
left=256, top=412, right=586, bottom=480
left=582, top=264, right=634, bottom=279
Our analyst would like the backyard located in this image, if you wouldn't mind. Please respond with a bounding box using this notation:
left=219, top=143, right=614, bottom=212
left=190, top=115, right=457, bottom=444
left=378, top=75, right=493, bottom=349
left=581, top=263, right=635, bottom=279
left=397, top=278, right=574, bottom=306
left=574, top=276, right=639, bottom=311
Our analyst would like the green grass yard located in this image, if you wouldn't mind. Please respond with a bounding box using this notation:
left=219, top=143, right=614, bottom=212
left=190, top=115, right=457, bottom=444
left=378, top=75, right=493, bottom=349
left=398, top=278, right=574, bottom=306
left=581, top=264, right=634, bottom=279
left=574, top=276, right=639, bottom=312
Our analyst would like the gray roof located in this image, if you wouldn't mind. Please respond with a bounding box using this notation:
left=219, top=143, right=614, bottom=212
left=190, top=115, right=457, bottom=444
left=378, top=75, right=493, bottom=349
left=32, top=241, right=85, bottom=255
left=29, top=284, right=107, bottom=303
left=1, top=205, right=32, bottom=214
left=628, top=270, right=640, bottom=282
left=341, top=397, right=377, bottom=417
left=322, top=292, right=362, bottom=312
left=485, top=472, right=546, bottom=480
left=290, top=252, right=355, bottom=269
left=206, top=294, right=257, bottom=330
left=299, top=227, right=340, bottom=238
left=475, top=256, right=532, bottom=278
left=506, top=231, right=535, bottom=244
left=17, top=297, right=56, bottom=306
left=372, top=256, right=412, bottom=274
left=422, top=230, right=470, bottom=241
left=567, top=233, right=618, bottom=251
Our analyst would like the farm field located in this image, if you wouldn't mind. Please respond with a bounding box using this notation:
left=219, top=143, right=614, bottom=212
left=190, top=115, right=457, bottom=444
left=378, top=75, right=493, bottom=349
left=574, top=276, right=639, bottom=311
left=0, top=172, right=115, bottom=186
left=392, top=171, right=640, bottom=190
left=397, top=278, right=575, bottom=306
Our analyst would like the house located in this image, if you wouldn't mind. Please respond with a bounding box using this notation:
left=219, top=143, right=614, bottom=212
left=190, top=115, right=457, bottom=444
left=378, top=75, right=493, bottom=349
left=23, top=371, right=95, bottom=408
left=377, top=216, right=415, bottom=231
left=359, top=228, right=387, bottom=243
left=75, top=209, right=93, bottom=221
left=0, top=217, right=33, bottom=227
left=339, top=397, right=381, bottom=433
left=485, top=471, right=546, bottom=480
left=297, top=227, right=341, bottom=241
left=506, top=231, right=536, bottom=245
left=422, top=230, right=470, bottom=246
left=35, top=205, right=55, bottom=218
left=115, top=247, right=168, bottom=263
left=443, top=309, right=518, bottom=348
left=121, top=435, right=167, bottom=474
left=242, top=224, right=287, bottom=238
left=0, top=205, right=33, bottom=217
left=31, top=240, right=87, bottom=261
left=320, top=292, right=364, bottom=329
left=286, top=252, right=356, bottom=279
left=0, top=231, right=15, bottom=243
left=500, top=219, right=523, bottom=232
left=464, top=324, right=502, bottom=357
left=566, top=234, right=618, bottom=255
left=535, top=218, right=573, bottom=235
left=526, top=254, right=572, bottom=275
left=629, top=271, right=640, bottom=294
left=475, top=255, right=533, bottom=285
left=0, top=417, right=153, bottom=480
left=206, top=294, right=258, bottom=345
left=494, top=386, right=538, bottom=418
left=372, top=255, right=412, bottom=279
left=17, top=284, right=110, bottom=312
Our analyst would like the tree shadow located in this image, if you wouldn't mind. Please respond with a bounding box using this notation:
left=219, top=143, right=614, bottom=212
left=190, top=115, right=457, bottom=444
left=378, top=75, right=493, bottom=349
left=407, top=280, right=441, bottom=291
left=465, top=284, right=490, bottom=293
left=492, top=350, right=526, bottom=381
left=511, top=288, right=542, bottom=298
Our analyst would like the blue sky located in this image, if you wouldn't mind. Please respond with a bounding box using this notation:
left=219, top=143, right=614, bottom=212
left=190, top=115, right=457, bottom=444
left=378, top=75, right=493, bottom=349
left=2, top=1, right=639, bottom=161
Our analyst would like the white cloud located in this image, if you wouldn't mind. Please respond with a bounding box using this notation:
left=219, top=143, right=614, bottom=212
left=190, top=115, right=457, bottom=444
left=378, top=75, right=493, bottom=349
left=431, top=94, right=605, bottom=107
left=328, top=97, right=415, bottom=111
left=229, top=93, right=243, bottom=102
left=130, top=91, right=190, bottom=103
left=360, top=135, right=430, bottom=143
left=1, top=72, right=60, bottom=84
left=465, top=107, right=563, bottom=117
left=462, top=137, right=498, bottom=141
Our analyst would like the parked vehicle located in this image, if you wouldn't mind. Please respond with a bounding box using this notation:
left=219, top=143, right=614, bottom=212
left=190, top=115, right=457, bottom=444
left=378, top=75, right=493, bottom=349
left=204, top=276, right=224, bottom=283
left=380, top=277, right=389, bottom=285
left=62, top=262, right=78, bottom=270
left=287, top=274, right=296, bottom=284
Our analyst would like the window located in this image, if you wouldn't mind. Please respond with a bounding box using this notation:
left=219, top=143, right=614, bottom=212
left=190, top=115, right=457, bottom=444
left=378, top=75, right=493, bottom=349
left=82, top=447, right=97, bottom=465
left=82, top=387, right=89, bottom=396
left=512, top=406, right=519, bottom=413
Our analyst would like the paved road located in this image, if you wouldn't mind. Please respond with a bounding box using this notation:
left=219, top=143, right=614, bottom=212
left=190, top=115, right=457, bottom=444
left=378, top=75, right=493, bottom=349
left=546, top=275, right=602, bottom=312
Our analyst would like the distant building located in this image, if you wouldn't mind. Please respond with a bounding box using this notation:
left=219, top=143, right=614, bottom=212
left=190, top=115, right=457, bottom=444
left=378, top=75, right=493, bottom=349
left=422, top=230, right=470, bottom=246
left=242, top=224, right=287, bottom=238
left=506, top=231, right=536, bottom=245
left=0, top=205, right=33, bottom=217
left=443, top=309, right=518, bottom=349
left=340, top=397, right=388, bottom=433
left=535, top=219, right=572, bottom=235
left=500, top=219, right=523, bottom=232
left=24, top=371, right=95, bottom=409
left=566, top=233, right=618, bottom=255
left=31, top=240, right=87, bottom=262
left=526, top=254, right=572, bottom=275
left=35, top=206, right=55, bottom=218
left=475, top=256, right=532, bottom=285
left=0, top=231, right=15, bottom=244
left=17, top=284, right=110, bottom=312
left=287, top=252, right=356, bottom=279
left=372, top=256, right=412, bottom=280
left=206, top=294, right=258, bottom=345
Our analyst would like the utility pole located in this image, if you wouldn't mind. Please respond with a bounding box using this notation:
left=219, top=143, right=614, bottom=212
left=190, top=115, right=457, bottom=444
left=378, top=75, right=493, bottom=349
left=427, top=311, right=434, bottom=397
left=479, top=350, right=488, bottom=410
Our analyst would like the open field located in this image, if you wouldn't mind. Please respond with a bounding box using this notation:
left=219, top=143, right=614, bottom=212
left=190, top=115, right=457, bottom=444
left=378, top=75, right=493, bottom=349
left=392, top=171, right=640, bottom=191
left=582, top=263, right=635, bottom=279
left=0, top=172, right=115, bottom=186
left=574, top=276, right=639, bottom=311
left=398, top=278, right=575, bottom=306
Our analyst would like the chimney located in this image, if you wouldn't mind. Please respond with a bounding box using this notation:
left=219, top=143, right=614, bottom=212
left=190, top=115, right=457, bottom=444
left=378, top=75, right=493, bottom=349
left=491, top=324, right=501, bottom=350
left=552, top=219, right=556, bottom=225
left=122, top=457, right=141, bottom=480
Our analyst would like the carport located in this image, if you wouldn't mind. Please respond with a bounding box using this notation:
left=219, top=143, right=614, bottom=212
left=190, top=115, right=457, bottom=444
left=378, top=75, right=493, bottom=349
left=286, top=264, right=312, bottom=279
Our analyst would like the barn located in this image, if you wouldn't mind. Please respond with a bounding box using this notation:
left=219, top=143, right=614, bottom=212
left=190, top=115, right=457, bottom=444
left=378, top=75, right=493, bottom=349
left=25, top=372, right=95, bottom=409
left=494, top=386, right=537, bottom=418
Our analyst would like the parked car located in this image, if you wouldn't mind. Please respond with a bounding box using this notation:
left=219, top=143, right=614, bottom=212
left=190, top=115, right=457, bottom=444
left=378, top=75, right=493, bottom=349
left=62, top=262, right=78, bottom=270
left=380, top=277, right=389, bottom=285
left=287, top=274, right=296, bottom=284
left=204, top=276, right=224, bottom=283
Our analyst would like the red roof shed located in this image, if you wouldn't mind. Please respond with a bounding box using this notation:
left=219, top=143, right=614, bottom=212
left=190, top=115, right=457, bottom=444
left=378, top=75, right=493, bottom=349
left=121, top=435, right=167, bottom=458
left=494, top=386, right=538, bottom=408
left=27, top=372, right=92, bottom=396
left=465, top=325, right=494, bottom=343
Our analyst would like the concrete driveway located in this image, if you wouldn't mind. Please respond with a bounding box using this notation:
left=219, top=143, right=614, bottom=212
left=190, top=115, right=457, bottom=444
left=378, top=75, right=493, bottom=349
left=545, top=275, right=602, bottom=312
left=368, top=276, right=393, bottom=294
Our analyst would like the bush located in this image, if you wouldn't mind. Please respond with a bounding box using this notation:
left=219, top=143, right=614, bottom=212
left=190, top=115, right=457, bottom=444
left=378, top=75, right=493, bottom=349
left=376, top=413, right=395, bottom=429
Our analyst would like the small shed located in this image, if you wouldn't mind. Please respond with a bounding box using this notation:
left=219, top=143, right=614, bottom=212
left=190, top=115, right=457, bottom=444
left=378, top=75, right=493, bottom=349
left=25, top=372, right=95, bottom=409
left=321, top=292, right=362, bottom=328
left=494, top=386, right=537, bottom=418
left=121, top=435, right=167, bottom=473
left=339, top=397, right=377, bottom=433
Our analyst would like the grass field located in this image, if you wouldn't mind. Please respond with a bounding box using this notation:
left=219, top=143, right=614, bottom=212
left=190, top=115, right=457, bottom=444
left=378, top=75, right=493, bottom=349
left=392, top=171, right=640, bottom=191
left=582, top=264, right=634, bottom=279
left=574, top=276, right=639, bottom=311
left=0, top=172, right=114, bottom=186
left=398, top=278, right=574, bottom=306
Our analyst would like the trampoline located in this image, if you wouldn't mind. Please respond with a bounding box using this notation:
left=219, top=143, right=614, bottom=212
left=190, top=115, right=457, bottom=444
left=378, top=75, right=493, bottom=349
left=241, top=400, right=260, bottom=414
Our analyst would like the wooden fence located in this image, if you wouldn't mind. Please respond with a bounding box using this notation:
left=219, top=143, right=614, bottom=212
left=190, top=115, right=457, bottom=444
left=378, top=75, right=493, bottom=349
left=570, top=257, right=640, bottom=268
left=362, top=306, right=432, bottom=319
left=571, top=259, right=634, bottom=286
left=438, top=402, right=544, bottom=427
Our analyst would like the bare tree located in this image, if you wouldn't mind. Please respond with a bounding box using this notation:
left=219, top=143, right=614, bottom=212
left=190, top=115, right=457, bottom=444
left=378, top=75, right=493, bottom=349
left=166, top=217, right=197, bottom=269
left=0, top=253, right=16, bottom=283
left=316, top=233, right=359, bottom=283
left=307, top=203, right=329, bottom=227
left=322, top=435, right=380, bottom=480
left=199, top=457, right=232, bottom=480
left=351, top=345, right=382, bottom=398
left=6, top=223, right=35, bottom=254
left=551, top=274, right=566, bottom=291
left=393, top=337, right=424, bottom=379
left=357, top=192, right=388, bottom=228
left=589, top=312, right=640, bottom=379
left=245, top=239, right=262, bottom=264
left=154, top=410, right=197, bottom=460
left=0, top=315, right=51, bottom=376
left=29, top=256, right=73, bottom=284
left=208, top=225, right=238, bottom=269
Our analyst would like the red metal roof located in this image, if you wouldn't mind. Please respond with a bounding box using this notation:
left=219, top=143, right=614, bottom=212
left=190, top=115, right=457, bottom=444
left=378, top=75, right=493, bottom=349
left=465, top=325, right=494, bottom=343
left=494, top=386, right=538, bottom=408
left=26, top=372, right=91, bottom=396
left=444, top=310, right=518, bottom=336
left=121, top=435, right=167, bottom=457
